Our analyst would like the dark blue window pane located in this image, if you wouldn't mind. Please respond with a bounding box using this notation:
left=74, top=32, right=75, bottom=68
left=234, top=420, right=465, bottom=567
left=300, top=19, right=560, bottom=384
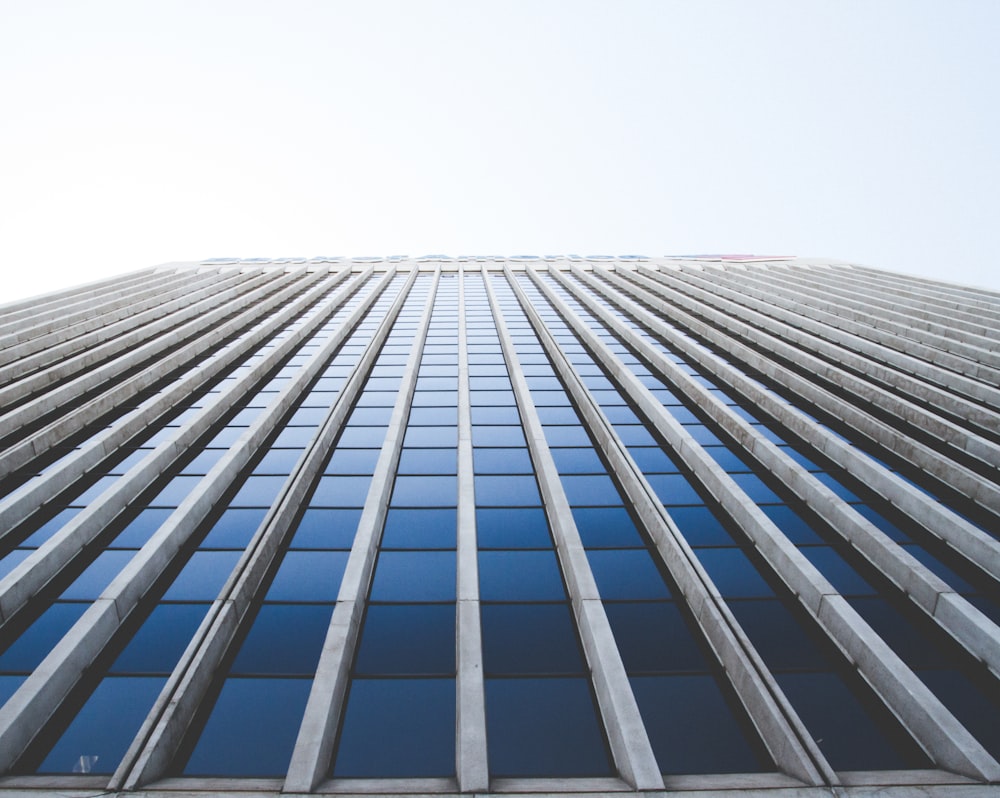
left=334, top=678, right=455, bottom=777
left=849, top=598, right=953, bottom=669
left=477, top=508, right=551, bottom=548
left=702, top=446, right=752, bottom=472
left=776, top=671, right=927, bottom=770
left=163, top=551, right=240, bottom=600
left=853, top=506, right=911, bottom=542
left=917, top=669, right=1000, bottom=756
left=391, top=475, right=457, bottom=507
left=370, top=551, right=456, bottom=601
left=628, top=447, right=680, bottom=473
left=572, top=507, right=643, bottom=548
left=801, top=547, right=877, bottom=596
left=112, top=604, right=208, bottom=673
left=474, top=447, right=533, bottom=474
left=397, top=448, right=457, bottom=475
left=265, top=551, right=348, bottom=602
left=201, top=508, right=268, bottom=549
left=631, top=674, right=769, bottom=774
left=684, top=425, right=723, bottom=446
left=485, top=677, right=612, bottom=777
left=728, top=600, right=828, bottom=671
left=605, top=602, right=707, bottom=673
left=475, top=475, right=540, bottom=506
left=184, top=677, right=312, bottom=775
left=482, top=603, right=584, bottom=674
left=233, top=604, right=331, bottom=674
left=696, top=549, right=775, bottom=598
left=901, top=545, right=975, bottom=593
left=381, top=508, right=456, bottom=549
left=647, top=474, right=702, bottom=506
left=667, top=506, right=735, bottom=546
left=325, top=449, right=381, bottom=474
left=62, top=550, right=134, bottom=599
left=812, top=473, right=861, bottom=502
left=20, top=508, right=84, bottom=547
left=311, top=476, right=372, bottom=507
left=479, top=551, right=565, bottom=601
left=0, top=550, right=32, bottom=580
left=355, top=605, right=455, bottom=675
left=587, top=550, right=671, bottom=599
left=730, top=473, right=783, bottom=504
left=289, top=509, right=361, bottom=549
left=558, top=474, right=622, bottom=506
left=776, top=445, right=823, bottom=471
left=0, top=675, right=25, bottom=706
left=0, top=603, right=87, bottom=671
left=38, top=676, right=165, bottom=774
left=760, top=505, right=824, bottom=544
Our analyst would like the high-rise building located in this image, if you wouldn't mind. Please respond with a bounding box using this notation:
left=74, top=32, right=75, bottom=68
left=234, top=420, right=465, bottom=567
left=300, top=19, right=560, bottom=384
left=0, top=255, right=998, bottom=797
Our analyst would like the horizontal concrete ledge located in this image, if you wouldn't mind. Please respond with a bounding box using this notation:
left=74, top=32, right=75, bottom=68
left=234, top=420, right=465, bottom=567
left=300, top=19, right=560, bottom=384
left=0, top=772, right=994, bottom=798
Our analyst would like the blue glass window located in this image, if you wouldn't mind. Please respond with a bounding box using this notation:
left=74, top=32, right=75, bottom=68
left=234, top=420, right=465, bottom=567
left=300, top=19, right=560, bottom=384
left=112, top=604, right=209, bottom=673
left=696, top=549, right=775, bottom=598
left=183, top=677, right=312, bottom=776
left=38, top=676, right=166, bottom=774
left=0, top=603, right=88, bottom=671
left=474, top=447, right=533, bottom=474
left=485, top=678, right=612, bottom=776
left=369, top=551, right=456, bottom=601
left=571, top=507, right=644, bottom=548
left=631, top=674, right=767, bottom=773
left=381, top=508, right=456, bottom=549
left=397, top=448, right=457, bottom=475
left=288, top=509, right=361, bottom=549
left=265, top=551, right=348, bottom=602
left=482, top=603, right=585, bottom=674
left=587, top=549, right=671, bottom=599
left=391, top=475, right=457, bottom=507
left=355, top=605, right=455, bottom=675
left=334, top=678, right=455, bottom=777
left=232, top=604, right=331, bottom=674
left=474, top=475, right=541, bottom=506
left=476, top=508, right=551, bottom=548
left=479, top=551, right=565, bottom=601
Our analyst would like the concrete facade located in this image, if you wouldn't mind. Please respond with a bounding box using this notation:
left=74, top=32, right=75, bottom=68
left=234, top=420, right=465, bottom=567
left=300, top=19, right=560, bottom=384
left=0, top=256, right=997, bottom=797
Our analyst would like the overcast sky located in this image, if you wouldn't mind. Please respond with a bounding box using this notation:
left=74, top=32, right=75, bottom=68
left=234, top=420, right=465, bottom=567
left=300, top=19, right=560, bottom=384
left=2, top=1, right=999, bottom=302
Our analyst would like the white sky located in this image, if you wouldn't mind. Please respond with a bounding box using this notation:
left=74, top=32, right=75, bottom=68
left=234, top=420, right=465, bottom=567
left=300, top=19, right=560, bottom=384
left=2, top=1, right=999, bottom=302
